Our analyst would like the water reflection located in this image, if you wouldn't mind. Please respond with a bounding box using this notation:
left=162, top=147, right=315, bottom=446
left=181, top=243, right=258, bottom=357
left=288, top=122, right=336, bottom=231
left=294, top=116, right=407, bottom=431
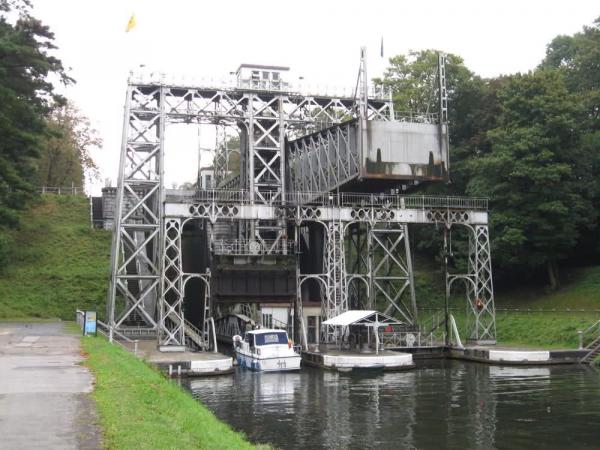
left=185, top=361, right=600, bottom=449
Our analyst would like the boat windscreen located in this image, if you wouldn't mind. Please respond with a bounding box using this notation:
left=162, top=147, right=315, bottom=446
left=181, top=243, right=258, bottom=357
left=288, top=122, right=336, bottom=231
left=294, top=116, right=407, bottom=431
left=255, top=332, right=288, bottom=346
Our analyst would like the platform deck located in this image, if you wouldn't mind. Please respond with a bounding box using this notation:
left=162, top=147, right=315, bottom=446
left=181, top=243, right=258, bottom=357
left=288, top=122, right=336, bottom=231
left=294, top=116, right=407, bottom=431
left=134, top=340, right=233, bottom=376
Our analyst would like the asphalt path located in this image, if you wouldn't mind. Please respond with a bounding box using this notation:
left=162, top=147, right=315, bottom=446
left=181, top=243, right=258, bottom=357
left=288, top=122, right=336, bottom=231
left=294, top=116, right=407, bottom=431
left=0, top=322, right=101, bottom=449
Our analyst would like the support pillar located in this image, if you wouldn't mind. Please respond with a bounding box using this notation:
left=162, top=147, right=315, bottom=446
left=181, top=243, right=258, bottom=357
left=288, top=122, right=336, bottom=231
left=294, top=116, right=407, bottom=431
left=159, top=218, right=186, bottom=350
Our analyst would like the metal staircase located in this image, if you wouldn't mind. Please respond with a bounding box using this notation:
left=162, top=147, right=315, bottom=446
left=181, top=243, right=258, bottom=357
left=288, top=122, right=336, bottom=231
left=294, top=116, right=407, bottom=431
left=581, top=337, right=600, bottom=364
left=579, top=320, right=600, bottom=364
left=166, top=314, right=207, bottom=351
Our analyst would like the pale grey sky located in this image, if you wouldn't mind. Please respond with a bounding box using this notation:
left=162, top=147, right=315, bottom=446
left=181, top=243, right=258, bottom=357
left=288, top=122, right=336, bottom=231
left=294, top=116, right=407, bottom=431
left=31, top=0, right=599, bottom=194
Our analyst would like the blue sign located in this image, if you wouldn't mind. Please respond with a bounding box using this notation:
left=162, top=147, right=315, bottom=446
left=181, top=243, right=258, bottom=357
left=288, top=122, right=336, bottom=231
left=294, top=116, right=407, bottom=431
left=84, top=311, right=97, bottom=336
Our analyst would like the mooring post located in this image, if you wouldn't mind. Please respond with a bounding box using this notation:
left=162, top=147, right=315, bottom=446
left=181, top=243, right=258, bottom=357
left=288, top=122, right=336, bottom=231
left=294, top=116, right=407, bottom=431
left=134, top=339, right=138, bottom=355
left=578, top=330, right=583, bottom=350
left=168, top=364, right=172, bottom=377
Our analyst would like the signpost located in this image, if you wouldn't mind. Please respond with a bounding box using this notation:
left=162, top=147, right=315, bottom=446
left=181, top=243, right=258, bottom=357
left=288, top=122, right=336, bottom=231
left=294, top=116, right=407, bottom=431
left=84, top=311, right=97, bottom=336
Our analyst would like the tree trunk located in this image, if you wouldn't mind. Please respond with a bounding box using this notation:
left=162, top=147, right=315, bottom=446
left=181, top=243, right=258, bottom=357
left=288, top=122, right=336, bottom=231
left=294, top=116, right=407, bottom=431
left=547, top=260, right=559, bottom=290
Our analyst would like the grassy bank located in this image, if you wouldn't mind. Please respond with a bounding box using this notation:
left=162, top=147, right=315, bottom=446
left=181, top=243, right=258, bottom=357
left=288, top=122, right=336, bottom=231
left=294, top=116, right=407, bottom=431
left=493, top=266, right=600, bottom=348
left=0, top=195, right=110, bottom=320
left=82, top=335, right=268, bottom=450
left=417, top=265, right=600, bottom=349
left=495, top=313, right=597, bottom=349
left=496, top=265, right=600, bottom=310
left=429, top=311, right=598, bottom=349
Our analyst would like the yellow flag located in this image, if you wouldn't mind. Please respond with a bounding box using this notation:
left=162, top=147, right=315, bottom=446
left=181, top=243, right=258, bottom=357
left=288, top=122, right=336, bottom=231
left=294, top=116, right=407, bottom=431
left=125, top=13, right=136, bottom=32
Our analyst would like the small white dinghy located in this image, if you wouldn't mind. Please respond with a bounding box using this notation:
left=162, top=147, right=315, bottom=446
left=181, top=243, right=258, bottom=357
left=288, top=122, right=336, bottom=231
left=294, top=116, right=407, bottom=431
left=233, top=329, right=301, bottom=372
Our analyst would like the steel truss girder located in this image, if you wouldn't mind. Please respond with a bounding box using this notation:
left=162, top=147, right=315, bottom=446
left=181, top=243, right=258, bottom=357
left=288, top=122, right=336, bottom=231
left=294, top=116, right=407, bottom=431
left=125, top=82, right=392, bottom=276
left=370, top=226, right=417, bottom=325
left=160, top=219, right=185, bottom=346
left=159, top=218, right=211, bottom=348
left=288, top=122, right=358, bottom=194
left=107, top=85, right=163, bottom=335
left=344, top=223, right=417, bottom=325
left=322, top=221, right=347, bottom=343
left=166, top=201, right=488, bottom=226
left=447, top=225, right=496, bottom=343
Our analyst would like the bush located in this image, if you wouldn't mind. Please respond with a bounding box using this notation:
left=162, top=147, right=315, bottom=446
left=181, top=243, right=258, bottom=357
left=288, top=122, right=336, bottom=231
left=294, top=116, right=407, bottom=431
left=0, top=231, right=14, bottom=271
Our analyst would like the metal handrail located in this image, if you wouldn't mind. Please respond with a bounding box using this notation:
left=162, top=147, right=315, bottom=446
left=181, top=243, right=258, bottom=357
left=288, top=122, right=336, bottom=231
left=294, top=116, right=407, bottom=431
left=183, top=318, right=204, bottom=347
left=38, top=186, right=86, bottom=196
left=582, top=319, right=600, bottom=335
left=76, top=311, right=139, bottom=355
left=129, top=71, right=391, bottom=101
left=212, top=238, right=295, bottom=256
left=164, top=189, right=489, bottom=211
left=394, top=111, right=439, bottom=124
left=209, top=317, right=218, bottom=353
left=97, top=320, right=135, bottom=343
left=578, top=319, right=600, bottom=349
left=97, top=327, right=138, bottom=355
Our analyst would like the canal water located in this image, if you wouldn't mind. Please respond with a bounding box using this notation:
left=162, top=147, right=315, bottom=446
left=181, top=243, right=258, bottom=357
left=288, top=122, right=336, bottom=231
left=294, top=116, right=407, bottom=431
left=184, top=361, right=600, bottom=449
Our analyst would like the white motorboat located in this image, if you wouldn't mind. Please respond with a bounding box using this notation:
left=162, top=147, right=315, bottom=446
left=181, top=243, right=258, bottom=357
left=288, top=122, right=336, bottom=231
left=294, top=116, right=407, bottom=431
left=233, top=329, right=301, bottom=372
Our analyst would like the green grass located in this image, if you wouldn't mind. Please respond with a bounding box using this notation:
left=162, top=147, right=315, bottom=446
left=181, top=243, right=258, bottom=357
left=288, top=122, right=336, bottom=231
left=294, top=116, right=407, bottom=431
left=0, top=195, right=111, bottom=320
left=82, top=335, right=269, bottom=450
left=496, top=265, right=600, bottom=310
left=440, top=311, right=598, bottom=349
left=495, top=313, right=597, bottom=349
left=417, top=265, right=600, bottom=349
left=491, top=266, right=600, bottom=348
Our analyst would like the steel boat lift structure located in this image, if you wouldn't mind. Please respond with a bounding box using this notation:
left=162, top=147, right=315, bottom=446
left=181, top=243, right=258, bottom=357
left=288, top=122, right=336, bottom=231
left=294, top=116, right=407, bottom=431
left=106, top=48, right=496, bottom=354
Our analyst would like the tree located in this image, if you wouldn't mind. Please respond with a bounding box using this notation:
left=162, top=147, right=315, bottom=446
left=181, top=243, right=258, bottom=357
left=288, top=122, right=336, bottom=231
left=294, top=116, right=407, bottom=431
left=466, top=70, right=595, bottom=288
left=375, top=50, right=490, bottom=261
left=35, top=102, right=102, bottom=188
left=0, top=0, right=72, bottom=226
left=540, top=17, right=600, bottom=128
left=0, top=0, right=72, bottom=269
left=540, top=17, right=600, bottom=262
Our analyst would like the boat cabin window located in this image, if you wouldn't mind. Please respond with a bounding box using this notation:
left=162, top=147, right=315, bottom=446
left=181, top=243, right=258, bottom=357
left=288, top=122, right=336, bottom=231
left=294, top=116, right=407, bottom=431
left=254, top=332, right=288, bottom=346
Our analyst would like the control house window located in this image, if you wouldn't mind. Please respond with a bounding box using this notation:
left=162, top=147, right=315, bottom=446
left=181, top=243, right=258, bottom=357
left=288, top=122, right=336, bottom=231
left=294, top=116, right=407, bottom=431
left=262, top=313, right=273, bottom=329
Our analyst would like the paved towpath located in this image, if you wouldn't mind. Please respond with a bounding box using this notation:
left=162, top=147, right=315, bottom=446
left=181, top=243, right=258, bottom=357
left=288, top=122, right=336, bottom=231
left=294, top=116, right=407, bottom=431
left=0, top=322, right=101, bottom=449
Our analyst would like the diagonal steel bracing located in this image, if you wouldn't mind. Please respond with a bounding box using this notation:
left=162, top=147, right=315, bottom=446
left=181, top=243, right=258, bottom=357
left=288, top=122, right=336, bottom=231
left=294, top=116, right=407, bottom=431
left=107, top=60, right=496, bottom=351
left=447, top=224, right=496, bottom=344
left=369, top=225, right=417, bottom=325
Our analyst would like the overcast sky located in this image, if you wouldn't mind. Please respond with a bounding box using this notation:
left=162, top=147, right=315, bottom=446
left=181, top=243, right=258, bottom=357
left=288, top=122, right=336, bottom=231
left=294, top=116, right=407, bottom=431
left=32, top=0, right=599, bottom=194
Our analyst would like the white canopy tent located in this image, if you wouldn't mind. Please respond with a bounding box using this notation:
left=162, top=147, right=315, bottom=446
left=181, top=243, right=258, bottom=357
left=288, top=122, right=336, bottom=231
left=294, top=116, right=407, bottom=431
left=322, top=310, right=403, bottom=354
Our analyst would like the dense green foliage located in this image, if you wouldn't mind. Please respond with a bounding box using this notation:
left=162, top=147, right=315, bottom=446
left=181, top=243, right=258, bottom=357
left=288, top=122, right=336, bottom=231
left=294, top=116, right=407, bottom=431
left=379, top=17, right=600, bottom=288
left=0, top=0, right=70, bottom=225
left=0, top=195, right=110, bottom=319
left=466, top=70, right=595, bottom=287
left=0, top=1, right=100, bottom=271
left=82, top=335, right=267, bottom=449
left=35, top=102, right=101, bottom=188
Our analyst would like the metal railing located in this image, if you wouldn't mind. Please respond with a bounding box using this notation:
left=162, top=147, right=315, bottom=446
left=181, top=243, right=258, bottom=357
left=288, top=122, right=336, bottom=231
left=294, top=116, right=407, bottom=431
left=420, top=307, right=600, bottom=314
left=183, top=317, right=207, bottom=351
left=380, top=330, right=442, bottom=348
left=212, top=238, right=295, bottom=256
left=165, top=189, right=489, bottom=211
left=38, top=186, right=86, bottom=196
left=129, top=71, right=391, bottom=100
left=578, top=319, right=600, bottom=349
left=394, top=111, right=439, bottom=124
left=75, top=310, right=139, bottom=355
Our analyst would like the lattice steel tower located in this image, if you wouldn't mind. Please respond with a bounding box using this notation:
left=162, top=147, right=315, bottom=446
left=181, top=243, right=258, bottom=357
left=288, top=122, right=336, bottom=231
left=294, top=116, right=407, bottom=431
left=106, top=49, right=496, bottom=351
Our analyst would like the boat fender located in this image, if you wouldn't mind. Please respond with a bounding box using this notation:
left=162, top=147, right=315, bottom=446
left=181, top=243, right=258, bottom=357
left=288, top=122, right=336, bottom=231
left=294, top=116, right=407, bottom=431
left=288, top=338, right=293, bottom=349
